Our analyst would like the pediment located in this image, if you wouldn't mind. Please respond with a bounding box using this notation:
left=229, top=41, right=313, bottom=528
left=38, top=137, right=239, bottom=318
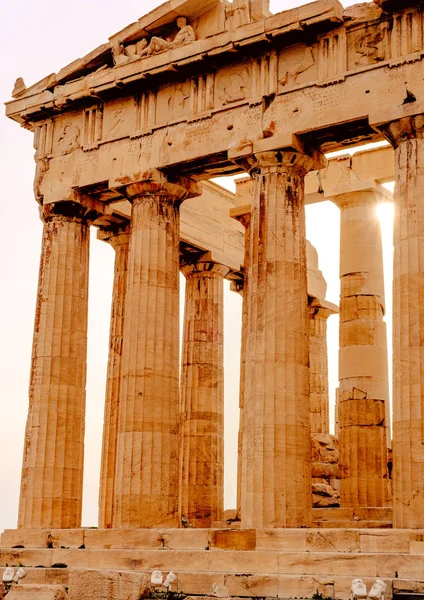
left=8, top=0, right=345, bottom=118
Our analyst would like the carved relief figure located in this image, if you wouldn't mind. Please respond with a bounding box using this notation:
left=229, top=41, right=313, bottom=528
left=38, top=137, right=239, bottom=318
left=112, top=39, right=148, bottom=65
left=33, top=158, right=50, bottom=200
left=139, top=17, right=196, bottom=58
left=279, top=46, right=316, bottom=87
left=56, top=122, right=80, bottom=154
left=217, top=71, right=248, bottom=104
left=353, top=23, right=388, bottom=66
left=169, top=82, right=191, bottom=119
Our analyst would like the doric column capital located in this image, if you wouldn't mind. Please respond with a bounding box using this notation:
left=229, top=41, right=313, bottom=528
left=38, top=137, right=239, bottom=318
left=373, top=0, right=420, bottom=11
left=374, top=115, right=424, bottom=149
left=228, top=134, right=326, bottom=176
left=97, top=223, right=131, bottom=249
left=230, top=279, right=244, bottom=295
left=331, top=185, right=392, bottom=209
left=309, top=298, right=339, bottom=321
left=181, top=259, right=230, bottom=280
left=123, top=169, right=202, bottom=205
left=42, top=200, right=96, bottom=225
left=230, top=207, right=251, bottom=230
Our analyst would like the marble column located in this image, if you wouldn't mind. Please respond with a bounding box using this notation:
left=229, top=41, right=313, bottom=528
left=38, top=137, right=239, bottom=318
left=379, top=116, right=424, bottom=527
left=233, top=212, right=251, bottom=514
left=98, top=225, right=130, bottom=529
left=113, top=174, right=200, bottom=528
left=334, top=188, right=390, bottom=508
left=18, top=201, right=91, bottom=529
left=309, top=299, right=336, bottom=435
left=179, top=259, right=229, bottom=527
left=240, top=149, right=321, bottom=528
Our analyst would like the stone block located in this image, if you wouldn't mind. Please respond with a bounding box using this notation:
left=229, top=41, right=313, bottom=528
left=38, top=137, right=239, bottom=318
left=306, top=530, right=360, bottom=553
left=177, top=572, right=225, bottom=595
left=131, top=549, right=210, bottom=572
left=83, top=530, right=123, bottom=549
left=224, top=574, right=278, bottom=597
left=160, top=529, right=210, bottom=550
left=278, top=552, right=377, bottom=577
left=7, top=584, right=69, bottom=599
left=68, top=569, right=149, bottom=600
left=1, top=530, right=50, bottom=549
left=256, top=530, right=306, bottom=551
left=277, top=575, right=336, bottom=599
left=210, top=530, right=256, bottom=551
left=410, top=541, right=424, bottom=554
left=50, top=530, right=84, bottom=550
left=209, top=550, right=278, bottom=574
left=360, top=531, right=413, bottom=553
left=0, top=549, right=53, bottom=568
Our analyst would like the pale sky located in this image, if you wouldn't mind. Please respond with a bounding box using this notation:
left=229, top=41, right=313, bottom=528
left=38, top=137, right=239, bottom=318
left=0, top=0, right=391, bottom=533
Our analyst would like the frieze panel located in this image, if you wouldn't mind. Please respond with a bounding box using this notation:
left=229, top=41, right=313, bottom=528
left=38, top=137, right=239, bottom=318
left=215, top=65, right=251, bottom=107
left=156, top=81, right=193, bottom=125
left=347, top=21, right=390, bottom=70
left=103, top=98, right=135, bottom=141
left=51, top=114, right=82, bottom=156
left=278, top=43, right=318, bottom=92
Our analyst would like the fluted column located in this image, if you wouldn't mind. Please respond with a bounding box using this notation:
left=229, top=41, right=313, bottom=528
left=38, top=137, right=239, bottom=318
left=240, top=149, right=322, bottom=528
left=18, top=201, right=91, bottom=529
left=113, top=173, right=200, bottom=528
left=309, top=300, right=337, bottom=435
left=379, top=116, right=424, bottom=527
left=232, top=212, right=251, bottom=513
left=179, top=259, right=229, bottom=527
left=335, top=189, right=390, bottom=508
left=98, top=225, right=130, bottom=529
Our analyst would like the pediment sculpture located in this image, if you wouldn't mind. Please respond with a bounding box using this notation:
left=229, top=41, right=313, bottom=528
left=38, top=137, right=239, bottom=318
left=112, top=17, right=196, bottom=66
left=140, top=17, right=196, bottom=58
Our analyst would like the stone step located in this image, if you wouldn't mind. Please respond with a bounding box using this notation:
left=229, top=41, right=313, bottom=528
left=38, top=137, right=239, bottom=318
left=313, top=520, right=392, bottom=529
left=6, top=583, right=69, bottom=599
left=0, top=568, right=397, bottom=600
left=1, top=546, right=424, bottom=577
left=2, top=527, right=415, bottom=553
left=313, top=507, right=393, bottom=521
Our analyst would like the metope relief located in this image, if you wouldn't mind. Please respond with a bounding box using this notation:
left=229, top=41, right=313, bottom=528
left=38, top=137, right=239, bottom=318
left=103, top=98, right=135, bottom=141
left=278, top=44, right=318, bottom=91
left=215, top=66, right=251, bottom=107
left=156, top=81, right=192, bottom=124
left=347, top=21, right=390, bottom=70
left=53, top=119, right=81, bottom=155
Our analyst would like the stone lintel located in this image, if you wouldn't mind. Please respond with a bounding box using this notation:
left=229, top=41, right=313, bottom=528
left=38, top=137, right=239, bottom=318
left=229, top=205, right=251, bottom=228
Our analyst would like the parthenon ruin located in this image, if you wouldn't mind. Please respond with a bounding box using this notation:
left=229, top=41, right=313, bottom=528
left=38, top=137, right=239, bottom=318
left=3, top=0, right=424, bottom=597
